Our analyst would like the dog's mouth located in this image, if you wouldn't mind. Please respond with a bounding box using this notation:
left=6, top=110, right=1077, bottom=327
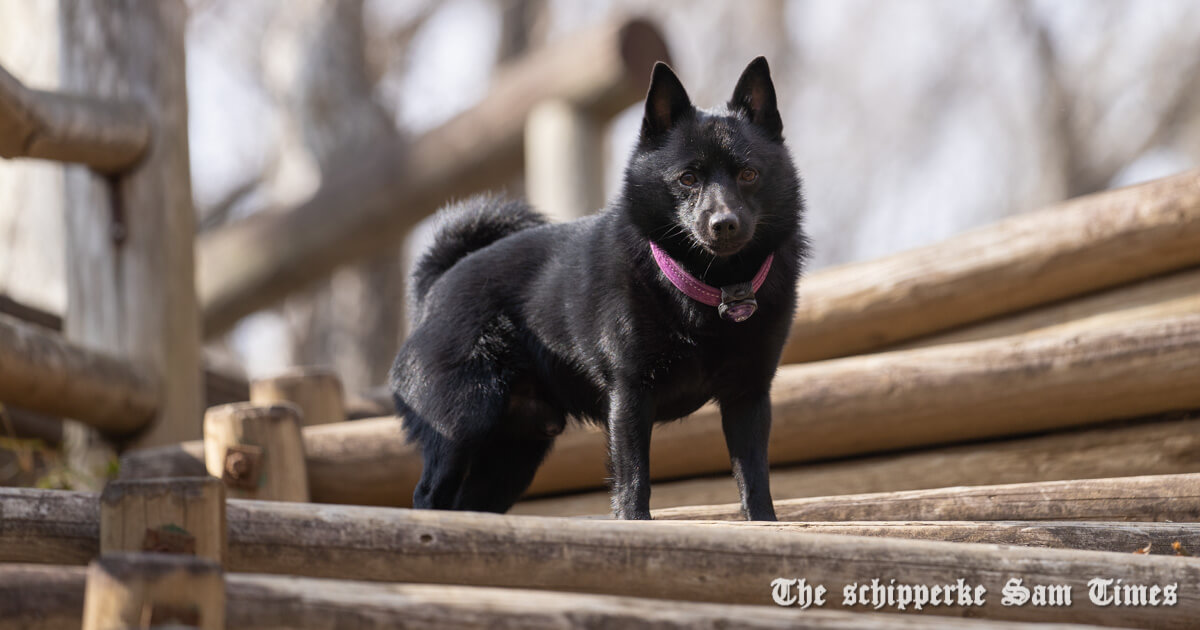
left=696, top=235, right=753, bottom=257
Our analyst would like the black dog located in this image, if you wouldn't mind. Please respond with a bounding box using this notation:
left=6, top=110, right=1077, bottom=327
left=390, top=57, right=807, bottom=520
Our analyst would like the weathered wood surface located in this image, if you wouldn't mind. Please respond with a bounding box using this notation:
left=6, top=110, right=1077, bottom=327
left=513, top=414, right=1200, bottom=516
left=203, top=403, right=309, bottom=502
left=0, top=63, right=149, bottom=172
left=61, top=0, right=202, bottom=450
left=655, top=474, right=1200, bottom=522
left=720, top=521, right=1200, bottom=555
left=0, top=565, right=1114, bottom=630
left=0, top=312, right=157, bottom=433
left=250, top=367, right=346, bottom=427
left=892, top=266, right=1200, bottom=351
left=124, top=314, right=1200, bottom=506
left=1, top=486, right=1197, bottom=626
left=99, top=478, right=226, bottom=564
left=198, top=18, right=670, bottom=336
left=82, top=553, right=223, bottom=630
left=781, top=169, right=1200, bottom=363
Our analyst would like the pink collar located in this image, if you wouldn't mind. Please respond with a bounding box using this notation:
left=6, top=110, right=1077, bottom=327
left=649, top=241, right=773, bottom=322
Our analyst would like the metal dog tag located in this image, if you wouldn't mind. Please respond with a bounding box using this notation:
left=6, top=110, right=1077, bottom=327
left=718, top=282, right=758, bottom=322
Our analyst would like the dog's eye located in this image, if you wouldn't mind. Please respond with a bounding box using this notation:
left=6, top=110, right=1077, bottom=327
left=739, top=168, right=759, bottom=183
left=678, top=172, right=698, bottom=187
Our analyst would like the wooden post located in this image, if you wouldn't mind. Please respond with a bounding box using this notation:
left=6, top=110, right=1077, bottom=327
left=203, top=403, right=309, bottom=502
left=82, top=553, right=222, bottom=630
left=524, top=99, right=604, bottom=220
left=59, top=0, right=201, bottom=471
left=249, top=367, right=345, bottom=427
left=99, top=478, right=226, bottom=565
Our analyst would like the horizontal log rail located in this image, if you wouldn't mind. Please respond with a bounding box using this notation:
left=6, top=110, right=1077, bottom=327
left=654, top=473, right=1200, bottom=522
left=782, top=169, right=1200, bottom=363
left=122, top=313, right=1200, bottom=506
left=198, top=18, right=670, bottom=336
left=0, top=63, right=149, bottom=172
left=0, top=565, right=1102, bottom=630
left=0, top=312, right=157, bottom=434
left=1, top=486, right=1197, bottom=627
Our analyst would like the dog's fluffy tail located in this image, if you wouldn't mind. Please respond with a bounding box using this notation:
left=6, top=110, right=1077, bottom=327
left=410, top=194, right=547, bottom=307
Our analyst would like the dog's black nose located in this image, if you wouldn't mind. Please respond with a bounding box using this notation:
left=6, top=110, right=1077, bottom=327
left=709, top=212, right=740, bottom=237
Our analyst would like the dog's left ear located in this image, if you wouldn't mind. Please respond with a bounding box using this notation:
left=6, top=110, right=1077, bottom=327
left=729, top=56, right=783, bottom=141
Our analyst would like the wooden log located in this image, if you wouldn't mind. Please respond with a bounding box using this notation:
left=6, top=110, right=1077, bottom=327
left=2, top=487, right=1197, bottom=626
left=0, top=312, right=157, bottom=433
left=512, top=414, right=1200, bottom=516
left=198, top=18, right=670, bottom=336
left=722, top=521, right=1200, bottom=556
left=249, top=367, right=346, bottom=427
left=781, top=169, right=1200, bottom=363
left=82, top=553, right=223, bottom=630
left=203, top=403, right=309, bottom=502
left=654, top=473, right=1200, bottom=522
left=100, top=478, right=226, bottom=565
left=0, top=64, right=150, bottom=172
left=524, top=99, right=604, bottom=220
left=60, top=0, right=202, bottom=451
left=124, top=314, right=1200, bottom=507
left=0, top=564, right=1111, bottom=630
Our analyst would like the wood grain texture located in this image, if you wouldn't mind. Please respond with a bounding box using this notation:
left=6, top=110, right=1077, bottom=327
left=99, top=477, right=226, bottom=564
left=1, top=486, right=1197, bottom=626
left=0, top=312, right=157, bottom=433
left=0, top=63, right=149, bottom=172
left=60, top=0, right=202, bottom=449
left=0, top=564, right=1113, bottom=630
left=249, top=367, right=346, bottom=427
left=82, top=553, right=223, bottom=630
left=512, top=415, right=1200, bottom=516
left=203, top=403, right=309, bottom=502
left=198, top=18, right=670, bottom=335
left=654, top=473, right=1200, bottom=522
left=781, top=169, right=1200, bottom=363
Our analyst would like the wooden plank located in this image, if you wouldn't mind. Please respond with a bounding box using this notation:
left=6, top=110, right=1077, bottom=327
left=82, top=553, right=223, bottom=630
left=197, top=18, right=670, bottom=336
left=0, top=565, right=1112, bottom=630
left=1, top=490, right=1196, bottom=626
left=721, top=521, right=1200, bottom=556
left=512, top=414, right=1200, bottom=517
left=0, top=312, right=157, bottom=433
left=891, top=267, right=1200, bottom=351
left=654, top=473, right=1200, bottom=522
left=0, top=63, right=149, bottom=172
left=60, top=0, right=202, bottom=451
left=781, top=169, right=1200, bottom=363
left=99, top=478, right=226, bottom=565
left=203, top=404, right=309, bottom=502
left=250, top=367, right=346, bottom=426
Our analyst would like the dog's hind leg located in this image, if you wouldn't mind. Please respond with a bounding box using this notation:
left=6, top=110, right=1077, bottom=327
left=453, top=434, right=554, bottom=513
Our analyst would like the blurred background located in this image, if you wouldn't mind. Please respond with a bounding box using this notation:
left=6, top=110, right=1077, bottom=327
left=2, top=0, right=1199, bottom=396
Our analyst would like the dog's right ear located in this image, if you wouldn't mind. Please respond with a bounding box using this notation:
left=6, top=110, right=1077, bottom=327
left=640, top=62, right=692, bottom=142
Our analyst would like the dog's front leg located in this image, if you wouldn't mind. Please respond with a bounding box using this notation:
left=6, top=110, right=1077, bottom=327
left=607, top=386, right=654, bottom=520
left=719, top=392, right=777, bottom=521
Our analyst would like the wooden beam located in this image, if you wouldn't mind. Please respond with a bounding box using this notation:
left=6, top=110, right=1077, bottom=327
left=60, top=1, right=202, bottom=452
left=197, top=18, right=670, bottom=336
left=0, top=565, right=1107, bottom=630
left=1, top=489, right=1197, bottom=627
left=203, top=403, right=309, bottom=502
left=524, top=99, right=604, bottom=220
left=512, top=414, right=1200, bottom=517
left=122, top=314, right=1200, bottom=507
left=0, top=64, right=149, bottom=172
left=721, top=521, right=1200, bottom=556
left=891, top=266, right=1200, bottom=351
left=654, top=473, right=1200, bottom=521
left=82, top=553, right=223, bottom=630
left=781, top=169, right=1200, bottom=363
left=0, top=312, right=157, bottom=433
left=249, top=367, right=346, bottom=426
left=99, top=478, right=226, bottom=565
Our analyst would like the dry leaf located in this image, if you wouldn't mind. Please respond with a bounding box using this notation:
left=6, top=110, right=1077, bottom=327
left=1172, top=541, right=1190, bottom=557
left=1133, top=543, right=1152, bottom=555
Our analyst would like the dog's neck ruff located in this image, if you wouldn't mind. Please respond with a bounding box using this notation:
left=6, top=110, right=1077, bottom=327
left=649, top=241, right=773, bottom=323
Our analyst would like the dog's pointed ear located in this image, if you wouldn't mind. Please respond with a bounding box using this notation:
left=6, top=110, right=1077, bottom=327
left=641, top=62, right=692, bottom=142
left=729, top=56, right=783, bottom=140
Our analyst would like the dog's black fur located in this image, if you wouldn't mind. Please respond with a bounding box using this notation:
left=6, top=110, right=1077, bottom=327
left=390, top=57, right=807, bottom=520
